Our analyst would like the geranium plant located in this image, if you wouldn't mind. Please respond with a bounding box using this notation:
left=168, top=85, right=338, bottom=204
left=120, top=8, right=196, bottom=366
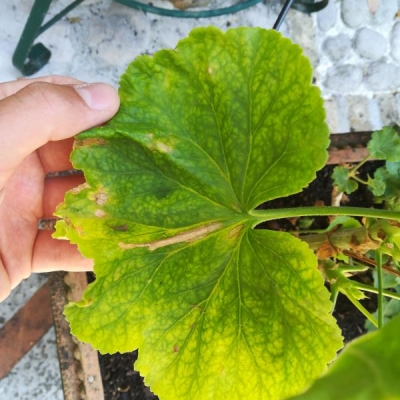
left=54, top=27, right=400, bottom=400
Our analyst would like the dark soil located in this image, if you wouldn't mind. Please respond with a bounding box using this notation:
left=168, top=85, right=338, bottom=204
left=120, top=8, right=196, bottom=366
left=258, top=161, right=384, bottom=232
left=332, top=278, right=377, bottom=344
left=98, top=351, right=158, bottom=400
left=97, top=160, right=383, bottom=398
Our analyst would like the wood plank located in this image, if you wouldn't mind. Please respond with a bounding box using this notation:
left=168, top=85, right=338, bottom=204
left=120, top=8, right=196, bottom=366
left=0, top=281, right=53, bottom=379
left=50, top=271, right=105, bottom=400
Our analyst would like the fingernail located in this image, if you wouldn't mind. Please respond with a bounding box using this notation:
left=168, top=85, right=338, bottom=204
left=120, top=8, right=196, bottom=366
left=74, top=83, right=119, bottom=111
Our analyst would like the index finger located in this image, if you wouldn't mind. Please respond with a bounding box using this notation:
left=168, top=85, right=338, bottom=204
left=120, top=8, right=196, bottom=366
left=0, top=80, right=119, bottom=188
left=0, top=76, right=84, bottom=100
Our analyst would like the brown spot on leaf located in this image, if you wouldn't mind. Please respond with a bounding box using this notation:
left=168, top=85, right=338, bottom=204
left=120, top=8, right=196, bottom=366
left=119, top=222, right=222, bottom=251
left=109, top=224, right=128, bottom=232
left=228, top=225, right=244, bottom=239
left=70, top=182, right=90, bottom=194
left=94, top=209, right=106, bottom=218
left=64, top=217, right=72, bottom=226
left=95, top=192, right=108, bottom=206
left=156, top=142, right=173, bottom=153
left=74, top=138, right=107, bottom=148
left=148, top=141, right=173, bottom=154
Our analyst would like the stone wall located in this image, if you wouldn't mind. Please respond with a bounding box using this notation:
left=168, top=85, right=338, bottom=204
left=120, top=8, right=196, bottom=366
left=314, top=0, right=400, bottom=133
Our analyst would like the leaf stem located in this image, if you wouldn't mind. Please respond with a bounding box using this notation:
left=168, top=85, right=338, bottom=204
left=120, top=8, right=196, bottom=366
left=337, top=264, right=368, bottom=273
left=329, top=287, right=339, bottom=314
left=342, top=250, right=400, bottom=278
left=351, top=175, right=369, bottom=186
left=376, top=250, right=384, bottom=329
left=349, top=155, right=371, bottom=175
left=345, top=291, right=378, bottom=328
left=352, top=282, right=400, bottom=301
left=250, top=206, right=400, bottom=223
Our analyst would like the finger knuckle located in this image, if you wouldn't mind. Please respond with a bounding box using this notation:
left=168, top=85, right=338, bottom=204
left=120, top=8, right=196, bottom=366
left=22, top=81, right=75, bottom=113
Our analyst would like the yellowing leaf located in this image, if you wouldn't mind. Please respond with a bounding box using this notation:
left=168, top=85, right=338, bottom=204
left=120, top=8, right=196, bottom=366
left=55, top=27, right=341, bottom=400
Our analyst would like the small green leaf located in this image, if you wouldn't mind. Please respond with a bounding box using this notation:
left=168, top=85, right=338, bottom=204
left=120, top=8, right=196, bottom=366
left=332, top=166, right=358, bottom=194
left=55, top=27, right=341, bottom=400
left=379, top=163, right=400, bottom=198
left=289, top=314, right=400, bottom=400
left=370, top=167, right=387, bottom=197
left=371, top=162, right=400, bottom=208
left=386, top=161, right=400, bottom=176
left=298, top=217, right=315, bottom=230
left=326, top=216, right=361, bottom=231
left=367, top=126, right=400, bottom=161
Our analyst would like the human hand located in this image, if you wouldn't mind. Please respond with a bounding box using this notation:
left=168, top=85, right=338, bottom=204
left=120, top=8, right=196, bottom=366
left=0, top=76, right=120, bottom=301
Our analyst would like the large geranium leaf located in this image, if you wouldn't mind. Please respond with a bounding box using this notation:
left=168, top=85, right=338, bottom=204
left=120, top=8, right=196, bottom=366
left=55, top=27, right=341, bottom=400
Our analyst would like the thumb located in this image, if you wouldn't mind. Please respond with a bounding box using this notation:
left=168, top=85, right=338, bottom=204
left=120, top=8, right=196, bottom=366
left=0, top=81, right=119, bottom=186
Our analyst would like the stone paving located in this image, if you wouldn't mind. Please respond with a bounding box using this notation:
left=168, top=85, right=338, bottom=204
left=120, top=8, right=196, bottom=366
left=0, top=274, right=63, bottom=400
left=0, top=0, right=398, bottom=135
left=0, top=1, right=399, bottom=399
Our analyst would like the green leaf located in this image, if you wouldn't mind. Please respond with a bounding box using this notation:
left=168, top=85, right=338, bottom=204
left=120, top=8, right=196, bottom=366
left=289, top=314, right=400, bottom=400
left=332, top=166, right=358, bottom=194
left=380, top=163, right=400, bottom=198
left=370, top=167, right=387, bottom=197
left=55, top=27, right=341, bottom=400
left=385, top=161, right=400, bottom=176
left=367, top=126, right=400, bottom=161
left=371, top=162, right=400, bottom=209
left=326, top=216, right=362, bottom=231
